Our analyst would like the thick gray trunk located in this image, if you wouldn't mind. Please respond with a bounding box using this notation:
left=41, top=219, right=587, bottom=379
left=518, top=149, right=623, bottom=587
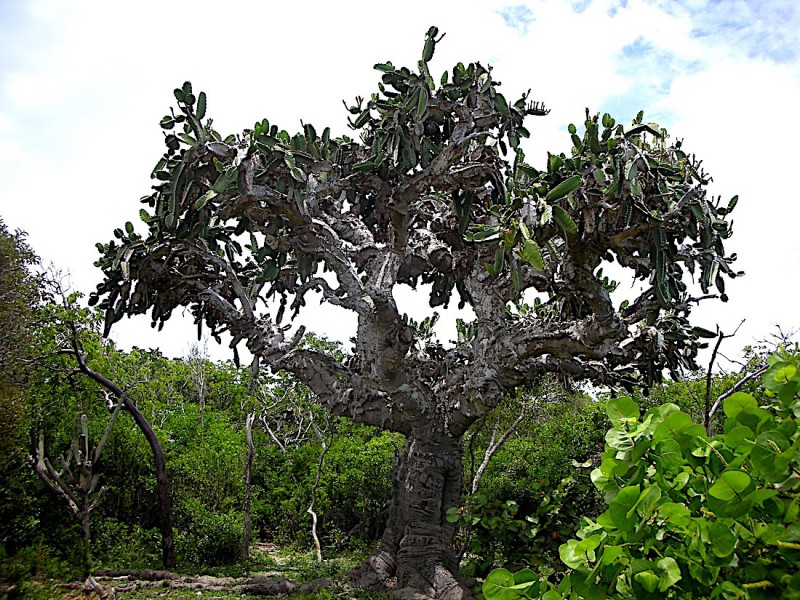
left=354, top=434, right=470, bottom=600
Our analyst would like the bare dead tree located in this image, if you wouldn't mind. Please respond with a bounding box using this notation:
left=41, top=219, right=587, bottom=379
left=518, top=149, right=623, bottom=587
left=470, top=399, right=531, bottom=496
left=307, top=414, right=336, bottom=564
left=34, top=401, right=123, bottom=578
left=708, top=325, right=796, bottom=421
left=702, top=320, right=743, bottom=434
left=186, top=339, right=209, bottom=428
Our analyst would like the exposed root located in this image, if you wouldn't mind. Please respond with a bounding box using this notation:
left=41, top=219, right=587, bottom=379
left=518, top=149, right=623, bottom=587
left=60, top=563, right=472, bottom=600
left=75, top=570, right=334, bottom=596
left=348, top=547, right=475, bottom=600
left=392, top=564, right=474, bottom=600
left=347, top=543, right=398, bottom=590
left=58, top=576, right=117, bottom=598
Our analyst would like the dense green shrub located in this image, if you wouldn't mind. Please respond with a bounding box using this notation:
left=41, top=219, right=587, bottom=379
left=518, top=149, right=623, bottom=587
left=178, top=499, right=244, bottom=566
left=450, top=471, right=596, bottom=579
left=0, top=542, right=78, bottom=596
left=317, top=428, right=400, bottom=542
left=254, top=423, right=399, bottom=547
left=452, top=398, right=608, bottom=576
left=93, top=519, right=161, bottom=569
left=483, top=348, right=800, bottom=599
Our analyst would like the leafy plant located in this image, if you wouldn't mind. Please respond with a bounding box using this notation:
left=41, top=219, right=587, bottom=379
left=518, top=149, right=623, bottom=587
left=448, top=494, right=536, bottom=577
left=484, top=348, right=800, bottom=599
left=449, top=472, right=594, bottom=579
left=177, top=498, right=244, bottom=566
left=454, top=394, right=607, bottom=578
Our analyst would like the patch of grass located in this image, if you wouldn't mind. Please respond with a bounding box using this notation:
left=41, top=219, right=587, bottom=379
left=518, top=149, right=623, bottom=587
left=287, top=588, right=391, bottom=600
left=0, top=543, right=79, bottom=599
left=244, top=545, right=372, bottom=583
left=0, top=579, right=60, bottom=600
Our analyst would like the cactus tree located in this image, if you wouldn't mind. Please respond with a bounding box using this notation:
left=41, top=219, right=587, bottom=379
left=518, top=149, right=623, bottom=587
left=90, top=28, right=739, bottom=599
left=34, top=402, right=123, bottom=577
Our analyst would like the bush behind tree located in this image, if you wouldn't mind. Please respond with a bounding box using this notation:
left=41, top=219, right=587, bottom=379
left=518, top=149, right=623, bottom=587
left=450, top=395, right=609, bottom=578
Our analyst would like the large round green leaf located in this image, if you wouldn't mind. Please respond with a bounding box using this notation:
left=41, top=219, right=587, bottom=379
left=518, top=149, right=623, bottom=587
left=609, top=485, right=641, bottom=531
left=778, top=379, right=798, bottom=408
left=559, top=536, right=601, bottom=570
left=729, top=405, right=771, bottom=434
left=636, top=484, right=662, bottom=520
left=656, top=557, right=682, bottom=591
left=653, top=411, right=705, bottom=449
left=652, top=411, right=693, bottom=441
left=605, top=427, right=634, bottom=450
left=482, top=567, right=540, bottom=600
left=723, top=392, right=758, bottom=419
left=751, top=430, right=793, bottom=482
left=600, top=544, right=626, bottom=566
left=724, top=425, right=756, bottom=454
left=652, top=439, right=683, bottom=474
left=482, top=568, right=516, bottom=600
left=607, top=396, right=639, bottom=428
left=763, top=362, right=798, bottom=392
left=634, top=570, right=659, bottom=593
left=559, top=540, right=585, bottom=570
left=709, top=522, right=736, bottom=558
left=659, top=502, right=691, bottom=528
left=708, top=470, right=752, bottom=502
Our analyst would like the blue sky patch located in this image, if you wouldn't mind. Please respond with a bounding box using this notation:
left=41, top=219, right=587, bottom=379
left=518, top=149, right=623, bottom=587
left=601, top=36, right=703, bottom=126
left=0, top=1, right=30, bottom=81
left=569, top=0, right=593, bottom=13
left=607, top=0, right=629, bottom=17
left=647, top=0, right=799, bottom=65
left=498, top=5, right=534, bottom=34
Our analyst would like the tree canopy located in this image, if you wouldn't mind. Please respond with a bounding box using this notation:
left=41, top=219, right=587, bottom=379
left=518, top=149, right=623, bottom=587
left=88, top=27, right=740, bottom=599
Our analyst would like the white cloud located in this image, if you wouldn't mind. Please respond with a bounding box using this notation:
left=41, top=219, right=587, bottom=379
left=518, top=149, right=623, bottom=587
left=656, top=56, right=800, bottom=349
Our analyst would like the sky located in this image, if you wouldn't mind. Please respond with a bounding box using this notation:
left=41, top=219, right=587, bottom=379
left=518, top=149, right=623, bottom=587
left=1, top=0, right=798, bottom=367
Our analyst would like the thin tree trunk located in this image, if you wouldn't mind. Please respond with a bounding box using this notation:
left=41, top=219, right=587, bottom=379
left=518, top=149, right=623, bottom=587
left=242, top=412, right=255, bottom=561
left=470, top=407, right=527, bottom=495
left=307, top=419, right=333, bottom=564
left=68, top=326, right=176, bottom=569
left=81, top=508, right=91, bottom=579
left=92, top=374, right=175, bottom=569
left=703, top=320, right=743, bottom=435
